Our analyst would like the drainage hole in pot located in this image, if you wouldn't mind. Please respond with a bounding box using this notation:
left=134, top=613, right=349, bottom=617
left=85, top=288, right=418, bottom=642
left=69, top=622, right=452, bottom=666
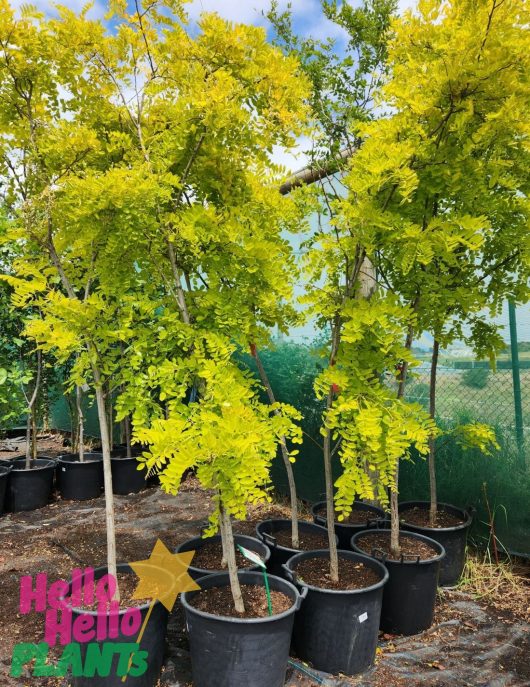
left=293, top=557, right=381, bottom=590
left=272, top=529, right=328, bottom=550
left=192, top=541, right=254, bottom=570
left=356, top=532, right=439, bottom=561
left=400, top=507, right=465, bottom=528
left=190, top=584, right=292, bottom=618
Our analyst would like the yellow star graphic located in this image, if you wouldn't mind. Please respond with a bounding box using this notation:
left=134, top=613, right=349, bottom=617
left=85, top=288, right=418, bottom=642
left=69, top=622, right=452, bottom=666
left=128, top=539, right=201, bottom=612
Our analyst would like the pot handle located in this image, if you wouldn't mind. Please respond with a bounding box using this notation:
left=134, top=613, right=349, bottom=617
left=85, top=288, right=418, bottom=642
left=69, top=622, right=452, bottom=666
left=282, top=564, right=294, bottom=582
left=314, top=515, right=326, bottom=527
left=295, top=586, right=308, bottom=610
left=261, top=532, right=277, bottom=548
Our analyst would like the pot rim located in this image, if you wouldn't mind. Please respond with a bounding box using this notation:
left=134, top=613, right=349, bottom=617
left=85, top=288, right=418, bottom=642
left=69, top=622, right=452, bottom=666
left=57, top=453, right=103, bottom=464
left=181, top=570, right=302, bottom=624
left=311, top=500, right=386, bottom=519
left=10, top=456, right=56, bottom=472
left=398, top=500, right=473, bottom=532
left=0, top=464, right=12, bottom=476
left=285, top=549, right=389, bottom=595
left=175, top=533, right=271, bottom=575
left=256, top=518, right=337, bottom=553
left=67, top=563, right=170, bottom=616
left=351, top=528, right=446, bottom=565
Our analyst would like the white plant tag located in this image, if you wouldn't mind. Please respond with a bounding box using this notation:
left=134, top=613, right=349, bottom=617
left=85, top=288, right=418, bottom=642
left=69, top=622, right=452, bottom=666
left=237, top=545, right=266, bottom=569
left=359, top=612, right=368, bottom=623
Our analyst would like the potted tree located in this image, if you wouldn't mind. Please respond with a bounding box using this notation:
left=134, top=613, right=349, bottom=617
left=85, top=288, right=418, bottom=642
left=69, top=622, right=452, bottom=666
left=344, top=0, right=530, bottom=633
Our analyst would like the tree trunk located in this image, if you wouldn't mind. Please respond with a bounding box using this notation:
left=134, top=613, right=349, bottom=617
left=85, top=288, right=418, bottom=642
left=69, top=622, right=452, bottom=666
left=25, top=350, right=42, bottom=469
left=93, top=369, right=119, bottom=600
left=429, top=340, right=439, bottom=526
left=219, top=501, right=245, bottom=614
left=76, top=385, right=85, bottom=462
left=124, top=414, right=132, bottom=458
left=390, top=323, right=415, bottom=558
left=324, top=320, right=341, bottom=582
left=252, top=346, right=299, bottom=549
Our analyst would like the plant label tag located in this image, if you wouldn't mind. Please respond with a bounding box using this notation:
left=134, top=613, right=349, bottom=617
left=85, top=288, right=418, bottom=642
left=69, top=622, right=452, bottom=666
left=62, top=467, right=66, bottom=472
left=359, top=612, right=368, bottom=623
left=237, top=545, right=266, bottom=569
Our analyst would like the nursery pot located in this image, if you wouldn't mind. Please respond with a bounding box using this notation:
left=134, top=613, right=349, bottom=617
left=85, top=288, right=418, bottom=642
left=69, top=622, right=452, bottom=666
left=351, top=528, right=445, bottom=636
left=312, top=501, right=386, bottom=549
left=399, top=501, right=473, bottom=586
left=256, top=519, right=336, bottom=577
left=0, top=464, right=12, bottom=515
left=5, top=456, right=55, bottom=512
left=175, top=534, right=271, bottom=580
left=111, top=448, right=146, bottom=495
left=181, top=570, right=304, bottom=687
left=284, top=550, right=388, bottom=676
left=69, top=563, right=171, bottom=687
left=57, top=453, right=103, bottom=501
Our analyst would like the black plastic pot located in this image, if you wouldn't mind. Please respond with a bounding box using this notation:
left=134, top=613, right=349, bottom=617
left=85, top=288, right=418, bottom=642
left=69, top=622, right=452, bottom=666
left=351, top=528, right=445, bottom=636
left=256, top=519, right=336, bottom=577
left=70, top=563, right=170, bottom=687
left=0, top=464, right=12, bottom=515
left=111, top=448, right=146, bottom=495
left=312, top=501, right=386, bottom=549
left=57, top=453, right=103, bottom=500
left=175, top=534, right=271, bottom=580
left=399, top=501, right=473, bottom=586
left=284, top=550, right=388, bottom=676
left=181, top=570, right=304, bottom=687
left=5, top=456, right=56, bottom=512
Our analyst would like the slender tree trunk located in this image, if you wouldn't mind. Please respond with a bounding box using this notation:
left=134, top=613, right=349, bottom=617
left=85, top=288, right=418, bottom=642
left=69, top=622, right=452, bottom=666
left=76, top=385, right=85, bottom=462
left=107, top=387, right=114, bottom=450
left=429, top=340, right=440, bottom=526
left=390, top=323, right=415, bottom=557
left=324, top=320, right=341, bottom=582
left=219, top=501, right=245, bottom=613
left=252, top=346, right=299, bottom=549
left=93, top=368, right=119, bottom=599
left=25, top=350, right=42, bottom=469
left=124, top=415, right=132, bottom=458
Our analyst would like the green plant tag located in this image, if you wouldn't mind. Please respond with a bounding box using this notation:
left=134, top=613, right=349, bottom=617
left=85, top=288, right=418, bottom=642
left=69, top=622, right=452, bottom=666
left=237, top=545, right=273, bottom=616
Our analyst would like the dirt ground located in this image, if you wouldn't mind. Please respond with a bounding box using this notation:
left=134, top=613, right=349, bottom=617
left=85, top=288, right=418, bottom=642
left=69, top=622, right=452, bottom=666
left=0, top=440, right=528, bottom=687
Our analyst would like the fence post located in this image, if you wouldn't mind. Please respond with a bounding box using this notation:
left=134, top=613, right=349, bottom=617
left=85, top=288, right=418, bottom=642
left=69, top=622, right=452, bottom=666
left=508, top=300, right=526, bottom=469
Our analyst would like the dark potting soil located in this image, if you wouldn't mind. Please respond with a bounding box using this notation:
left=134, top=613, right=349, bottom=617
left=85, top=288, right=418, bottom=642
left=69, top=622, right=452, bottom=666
left=400, top=506, right=465, bottom=529
left=356, top=532, right=439, bottom=561
left=293, top=556, right=381, bottom=591
left=190, top=583, right=292, bottom=619
left=191, top=540, right=255, bottom=570
left=272, top=529, right=329, bottom=551
left=77, top=572, right=151, bottom=611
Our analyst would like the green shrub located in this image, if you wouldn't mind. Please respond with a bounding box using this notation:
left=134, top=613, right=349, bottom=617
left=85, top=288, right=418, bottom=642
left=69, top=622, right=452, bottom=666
left=462, top=367, right=489, bottom=389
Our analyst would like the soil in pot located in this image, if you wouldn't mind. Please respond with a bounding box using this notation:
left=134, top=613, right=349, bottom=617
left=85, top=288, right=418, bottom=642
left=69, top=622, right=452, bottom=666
left=190, top=582, right=292, bottom=618
left=70, top=564, right=170, bottom=687
left=355, top=531, right=439, bottom=561
left=351, top=529, right=445, bottom=636
left=294, top=556, right=381, bottom=591
left=285, top=550, right=388, bottom=677
left=312, top=501, right=386, bottom=549
left=57, top=453, right=103, bottom=501
left=399, top=501, right=473, bottom=586
left=176, top=534, right=270, bottom=580
left=5, top=456, right=55, bottom=512
left=182, top=571, right=301, bottom=687
left=256, top=519, right=335, bottom=577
